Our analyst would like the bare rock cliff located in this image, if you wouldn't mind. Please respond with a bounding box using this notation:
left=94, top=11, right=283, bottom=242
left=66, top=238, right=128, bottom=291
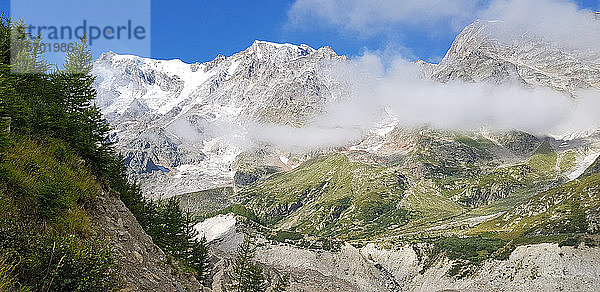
left=88, top=192, right=203, bottom=291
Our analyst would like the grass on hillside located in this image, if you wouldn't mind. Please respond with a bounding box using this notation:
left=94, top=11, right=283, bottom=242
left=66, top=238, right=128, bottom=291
left=0, top=134, right=115, bottom=291
left=207, top=132, right=599, bottom=278
left=471, top=173, right=600, bottom=240
left=239, top=154, right=411, bottom=240
left=559, top=150, right=577, bottom=173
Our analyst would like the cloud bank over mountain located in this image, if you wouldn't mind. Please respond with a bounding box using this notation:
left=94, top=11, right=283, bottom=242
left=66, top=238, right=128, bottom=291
left=334, top=54, right=600, bottom=131
left=253, top=0, right=600, bottom=150
left=248, top=55, right=600, bottom=150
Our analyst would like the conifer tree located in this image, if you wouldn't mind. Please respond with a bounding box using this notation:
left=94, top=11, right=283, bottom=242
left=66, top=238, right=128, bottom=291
left=182, top=210, right=210, bottom=284
left=0, top=17, right=53, bottom=136
left=230, top=236, right=267, bottom=292
left=149, top=198, right=188, bottom=257
left=188, top=235, right=210, bottom=284
left=9, top=19, right=50, bottom=74
left=63, top=37, right=93, bottom=74
left=272, top=274, right=290, bottom=292
left=247, top=265, right=267, bottom=292
left=142, top=197, right=210, bottom=283
left=56, top=37, right=111, bottom=171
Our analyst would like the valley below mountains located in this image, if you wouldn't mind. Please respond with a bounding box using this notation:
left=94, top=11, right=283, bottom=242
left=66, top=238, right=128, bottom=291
left=93, top=19, right=600, bottom=291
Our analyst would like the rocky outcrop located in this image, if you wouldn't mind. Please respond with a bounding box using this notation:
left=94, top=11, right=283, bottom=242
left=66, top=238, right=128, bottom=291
left=256, top=241, right=600, bottom=292
left=200, top=216, right=600, bottom=292
left=88, top=191, right=203, bottom=291
left=427, top=20, right=600, bottom=94
left=363, top=242, right=600, bottom=292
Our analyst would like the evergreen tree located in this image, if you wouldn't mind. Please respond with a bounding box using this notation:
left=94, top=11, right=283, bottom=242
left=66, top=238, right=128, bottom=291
left=9, top=19, right=50, bottom=74
left=188, top=235, right=210, bottom=284
left=0, top=17, right=112, bottom=174
left=0, top=14, right=213, bottom=291
left=149, top=198, right=188, bottom=257
left=247, top=265, right=267, bottom=292
left=55, top=37, right=112, bottom=172
left=183, top=210, right=210, bottom=284
left=272, top=274, right=290, bottom=292
left=230, top=236, right=267, bottom=292
left=0, top=18, right=54, bottom=137
left=62, top=37, right=92, bottom=74
left=141, top=197, right=210, bottom=284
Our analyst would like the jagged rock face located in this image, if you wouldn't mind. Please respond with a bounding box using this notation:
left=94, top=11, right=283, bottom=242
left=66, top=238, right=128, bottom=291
left=427, top=20, right=600, bottom=94
left=88, top=192, right=201, bottom=291
left=93, top=41, right=348, bottom=198
left=200, top=217, right=600, bottom=292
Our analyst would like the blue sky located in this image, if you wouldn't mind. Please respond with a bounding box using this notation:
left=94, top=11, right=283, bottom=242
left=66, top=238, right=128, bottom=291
left=1, top=0, right=599, bottom=64
left=144, top=0, right=600, bottom=63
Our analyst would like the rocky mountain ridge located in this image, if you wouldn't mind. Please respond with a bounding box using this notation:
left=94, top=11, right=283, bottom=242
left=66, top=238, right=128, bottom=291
left=425, top=20, right=600, bottom=94
left=93, top=41, right=347, bottom=197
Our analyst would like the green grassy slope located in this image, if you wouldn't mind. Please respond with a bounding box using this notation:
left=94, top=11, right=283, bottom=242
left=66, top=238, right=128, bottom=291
left=0, top=135, right=115, bottom=291
left=472, top=173, right=600, bottom=239
left=228, top=131, right=579, bottom=243
left=425, top=172, right=600, bottom=276
left=239, top=154, right=411, bottom=240
left=412, top=172, right=600, bottom=278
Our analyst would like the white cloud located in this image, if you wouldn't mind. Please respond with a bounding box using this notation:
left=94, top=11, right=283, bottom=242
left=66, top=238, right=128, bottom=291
left=244, top=52, right=600, bottom=150
left=240, top=0, right=600, bottom=150
left=288, top=0, right=598, bottom=43
left=479, top=0, right=600, bottom=52
left=344, top=54, right=599, bottom=133
left=288, top=0, right=483, bottom=35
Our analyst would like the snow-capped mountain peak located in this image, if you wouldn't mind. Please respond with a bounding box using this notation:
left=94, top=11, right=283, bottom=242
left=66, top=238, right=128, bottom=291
left=93, top=41, right=348, bottom=197
left=427, top=19, right=600, bottom=94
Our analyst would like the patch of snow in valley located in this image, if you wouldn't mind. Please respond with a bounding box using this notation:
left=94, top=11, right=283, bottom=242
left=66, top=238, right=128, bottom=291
left=425, top=212, right=505, bottom=231
left=373, top=124, right=396, bottom=137
left=551, top=129, right=600, bottom=141
left=279, top=156, right=289, bottom=165
left=567, top=152, right=600, bottom=180
left=348, top=145, right=360, bottom=151
left=371, top=143, right=384, bottom=152
left=194, top=214, right=236, bottom=242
